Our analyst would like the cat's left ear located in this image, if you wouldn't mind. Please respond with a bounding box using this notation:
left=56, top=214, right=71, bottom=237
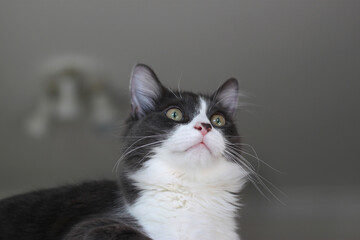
left=212, top=78, right=239, bottom=117
left=130, top=64, right=164, bottom=118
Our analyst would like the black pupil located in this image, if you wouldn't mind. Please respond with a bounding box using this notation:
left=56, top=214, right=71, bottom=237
left=172, top=111, right=177, bottom=119
left=216, top=117, right=221, bottom=124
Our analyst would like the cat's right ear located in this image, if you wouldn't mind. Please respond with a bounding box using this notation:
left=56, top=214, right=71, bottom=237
left=130, top=64, right=164, bottom=118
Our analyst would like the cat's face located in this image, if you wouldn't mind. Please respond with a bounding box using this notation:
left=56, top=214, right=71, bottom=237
left=121, top=64, right=241, bottom=173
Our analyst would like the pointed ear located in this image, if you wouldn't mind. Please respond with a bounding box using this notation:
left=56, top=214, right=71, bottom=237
left=130, top=64, right=164, bottom=118
left=213, top=78, right=239, bottom=116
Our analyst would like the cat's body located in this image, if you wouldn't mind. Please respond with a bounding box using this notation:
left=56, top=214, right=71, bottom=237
left=0, top=64, right=248, bottom=240
left=0, top=181, right=127, bottom=240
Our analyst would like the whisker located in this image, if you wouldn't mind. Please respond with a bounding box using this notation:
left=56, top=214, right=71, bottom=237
left=239, top=150, right=285, bottom=174
left=114, top=141, right=164, bottom=175
left=225, top=142, right=259, bottom=171
left=223, top=147, right=285, bottom=204
left=114, top=134, right=167, bottom=139
left=132, top=151, right=153, bottom=170
left=177, top=71, right=183, bottom=99
left=167, top=87, right=180, bottom=100
left=226, top=142, right=286, bottom=174
left=223, top=149, right=271, bottom=201
left=257, top=174, right=288, bottom=198
left=113, top=139, right=165, bottom=174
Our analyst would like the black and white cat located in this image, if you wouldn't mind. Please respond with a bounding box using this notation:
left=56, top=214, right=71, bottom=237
left=0, top=64, right=248, bottom=240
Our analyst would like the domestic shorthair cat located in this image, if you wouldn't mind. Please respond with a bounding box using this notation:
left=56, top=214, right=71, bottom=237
left=0, top=64, right=248, bottom=240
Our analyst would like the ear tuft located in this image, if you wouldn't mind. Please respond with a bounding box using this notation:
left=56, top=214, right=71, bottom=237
left=213, top=78, right=239, bottom=116
left=130, top=64, right=163, bottom=118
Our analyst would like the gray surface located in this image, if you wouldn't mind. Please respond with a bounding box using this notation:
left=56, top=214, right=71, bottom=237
left=1, top=1, right=360, bottom=239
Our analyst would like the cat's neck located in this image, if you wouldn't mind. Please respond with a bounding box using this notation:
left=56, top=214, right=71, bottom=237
left=129, top=156, right=247, bottom=191
left=125, top=157, right=247, bottom=240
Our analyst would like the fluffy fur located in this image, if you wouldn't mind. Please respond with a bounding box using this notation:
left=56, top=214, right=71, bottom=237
left=127, top=99, right=247, bottom=240
left=0, top=64, right=248, bottom=240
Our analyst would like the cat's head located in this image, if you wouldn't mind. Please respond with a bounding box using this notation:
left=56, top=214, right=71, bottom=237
left=118, top=64, right=243, bottom=175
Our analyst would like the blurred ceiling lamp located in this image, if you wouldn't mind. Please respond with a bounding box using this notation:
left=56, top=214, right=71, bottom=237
left=25, top=95, right=52, bottom=138
left=89, top=80, right=118, bottom=129
left=25, top=55, right=119, bottom=138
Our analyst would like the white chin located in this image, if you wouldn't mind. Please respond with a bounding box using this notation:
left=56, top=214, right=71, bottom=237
left=187, top=144, right=211, bottom=155
left=175, top=145, right=214, bottom=169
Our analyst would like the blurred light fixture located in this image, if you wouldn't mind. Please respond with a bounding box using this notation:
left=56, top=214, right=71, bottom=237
left=25, top=55, right=119, bottom=138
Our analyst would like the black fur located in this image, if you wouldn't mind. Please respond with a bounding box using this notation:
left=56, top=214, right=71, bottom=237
left=0, top=181, right=148, bottom=240
left=0, top=64, right=242, bottom=240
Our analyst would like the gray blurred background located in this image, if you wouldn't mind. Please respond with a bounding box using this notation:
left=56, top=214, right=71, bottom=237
left=1, top=1, right=359, bottom=239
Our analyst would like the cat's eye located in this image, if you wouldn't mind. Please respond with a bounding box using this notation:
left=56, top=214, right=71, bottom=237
left=211, top=114, right=226, bottom=127
left=166, top=108, right=183, bottom=121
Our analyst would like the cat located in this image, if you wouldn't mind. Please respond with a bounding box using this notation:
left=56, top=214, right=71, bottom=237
left=0, top=64, right=248, bottom=240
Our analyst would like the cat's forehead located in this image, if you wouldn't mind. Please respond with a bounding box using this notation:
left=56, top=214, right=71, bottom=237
left=161, top=90, right=211, bottom=110
left=151, top=90, right=207, bottom=121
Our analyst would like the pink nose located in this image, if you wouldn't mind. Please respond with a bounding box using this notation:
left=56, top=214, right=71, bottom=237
left=194, top=122, right=212, bottom=136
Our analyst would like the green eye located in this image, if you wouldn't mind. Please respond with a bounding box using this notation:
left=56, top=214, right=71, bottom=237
left=211, top=114, right=226, bottom=127
left=166, top=108, right=183, bottom=121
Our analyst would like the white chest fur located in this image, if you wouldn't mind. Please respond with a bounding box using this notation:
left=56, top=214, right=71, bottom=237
left=127, top=158, right=247, bottom=240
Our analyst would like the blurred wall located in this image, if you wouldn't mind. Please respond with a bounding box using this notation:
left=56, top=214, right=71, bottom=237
left=0, top=1, right=359, bottom=239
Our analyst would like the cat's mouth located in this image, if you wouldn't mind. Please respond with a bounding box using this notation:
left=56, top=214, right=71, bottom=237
left=185, top=141, right=212, bottom=153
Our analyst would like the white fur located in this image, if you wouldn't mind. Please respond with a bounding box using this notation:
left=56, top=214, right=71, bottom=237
left=126, top=98, right=247, bottom=240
